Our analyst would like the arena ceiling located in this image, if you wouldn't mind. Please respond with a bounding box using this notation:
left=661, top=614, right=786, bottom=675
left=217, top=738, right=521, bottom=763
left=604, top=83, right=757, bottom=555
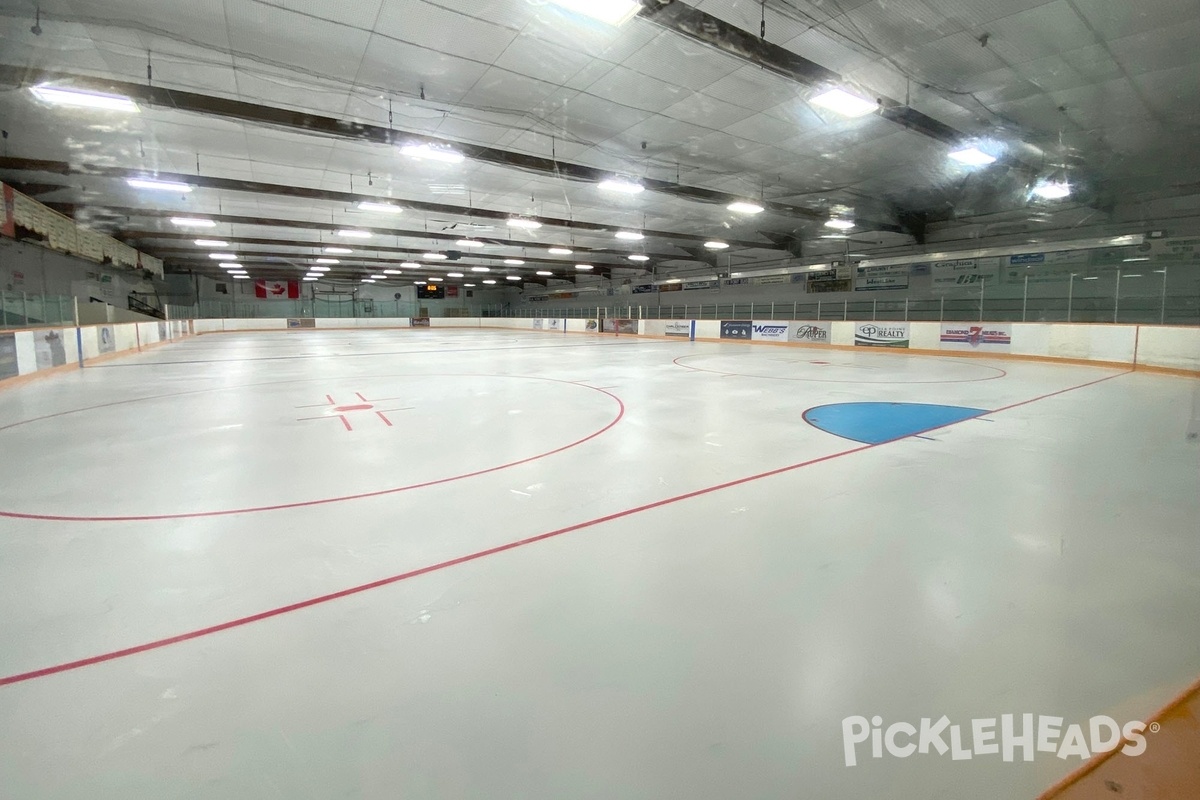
left=1, top=0, right=1197, bottom=288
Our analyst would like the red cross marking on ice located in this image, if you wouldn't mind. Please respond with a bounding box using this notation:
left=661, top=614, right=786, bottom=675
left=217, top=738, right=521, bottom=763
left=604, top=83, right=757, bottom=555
left=295, top=392, right=413, bottom=432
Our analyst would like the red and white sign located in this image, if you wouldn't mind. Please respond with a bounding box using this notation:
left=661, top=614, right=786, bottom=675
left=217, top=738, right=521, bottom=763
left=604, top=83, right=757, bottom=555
left=255, top=280, right=300, bottom=299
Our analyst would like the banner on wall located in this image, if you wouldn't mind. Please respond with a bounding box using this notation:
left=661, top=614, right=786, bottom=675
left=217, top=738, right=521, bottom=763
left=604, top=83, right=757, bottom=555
left=790, top=321, right=832, bottom=343
left=532, top=319, right=544, bottom=329
left=255, top=280, right=300, bottom=299
left=97, top=326, right=116, bottom=354
left=855, top=275, right=909, bottom=291
left=755, top=275, right=788, bottom=286
left=632, top=284, right=656, bottom=294
left=720, top=321, right=751, bottom=340
left=808, top=279, right=853, bottom=293
left=751, top=322, right=789, bottom=342
left=601, top=319, right=638, bottom=334
left=931, top=258, right=1000, bottom=290
left=0, top=333, right=18, bottom=380
left=940, top=324, right=1012, bottom=351
left=287, top=318, right=316, bottom=329
left=34, top=329, right=67, bottom=369
left=1, top=184, right=14, bottom=238
left=411, top=317, right=431, bottom=327
left=854, top=322, right=910, bottom=348
left=548, top=318, right=562, bottom=330
left=664, top=321, right=691, bottom=337
left=659, top=283, right=682, bottom=293
left=683, top=280, right=717, bottom=291
left=585, top=319, right=599, bottom=332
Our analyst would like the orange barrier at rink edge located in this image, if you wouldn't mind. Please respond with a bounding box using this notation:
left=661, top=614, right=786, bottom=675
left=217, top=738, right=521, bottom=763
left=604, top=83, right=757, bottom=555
left=1037, top=675, right=1200, bottom=800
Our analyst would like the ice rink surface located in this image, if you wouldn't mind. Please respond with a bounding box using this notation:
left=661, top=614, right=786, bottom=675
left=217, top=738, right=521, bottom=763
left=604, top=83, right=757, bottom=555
left=1, top=328, right=1198, bottom=799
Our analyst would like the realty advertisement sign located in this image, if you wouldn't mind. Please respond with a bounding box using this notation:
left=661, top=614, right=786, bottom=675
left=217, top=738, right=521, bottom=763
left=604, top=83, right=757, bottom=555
left=940, top=324, right=1012, bottom=351
left=791, top=321, right=832, bottom=343
left=855, top=322, right=910, bottom=348
left=664, top=321, right=692, bottom=337
left=751, top=322, right=789, bottom=341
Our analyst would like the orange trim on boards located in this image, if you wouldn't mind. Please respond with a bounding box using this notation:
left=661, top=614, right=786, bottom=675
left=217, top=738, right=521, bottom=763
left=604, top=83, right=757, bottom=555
left=1037, top=675, right=1200, bottom=800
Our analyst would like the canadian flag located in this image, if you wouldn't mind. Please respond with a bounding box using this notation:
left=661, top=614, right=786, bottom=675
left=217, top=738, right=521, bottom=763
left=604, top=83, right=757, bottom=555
left=255, top=280, right=300, bottom=299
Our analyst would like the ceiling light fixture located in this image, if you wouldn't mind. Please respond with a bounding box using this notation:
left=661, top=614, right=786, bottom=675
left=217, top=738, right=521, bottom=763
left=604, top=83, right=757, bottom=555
left=310, top=266, right=330, bottom=272
left=316, top=258, right=339, bottom=264
left=949, top=146, right=997, bottom=166
left=303, top=277, right=318, bottom=282
left=548, top=0, right=641, bottom=25
left=400, top=143, right=465, bottom=164
left=447, top=272, right=464, bottom=278
left=465, top=283, right=476, bottom=287
left=361, top=279, right=376, bottom=283
left=548, top=247, right=573, bottom=255
left=727, top=201, right=765, bottom=214
left=506, top=275, right=522, bottom=281
left=811, top=88, right=877, bottom=117
left=704, top=241, right=730, bottom=250
left=208, top=253, right=237, bottom=260
left=370, top=274, right=386, bottom=279
left=126, top=177, right=193, bottom=193
left=337, top=229, right=372, bottom=238
left=170, top=217, right=216, bottom=228
left=628, top=254, right=650, bottom=262
left=401, top=262, right=421, bottom=268
left=219, top=262, right=240, bottom=269
left=504, top=259, right=525, bottom=265
left=599, top=179, right=645, bottom=194
left=423, top=252, right=448, bottom=260
left=428, top=277, right=444, bottom=282
left=384, top=269, right=403, bottom=275
left=471, top=266, right=490, bottom=273
left=575, top=264, right=594, bottom=270
left=483, top=279, right=497, bottom=285
left=1032, top=180, right=1072, bottom=200
left=507, top=218, right=542, bottom=229
left=30, top=85, right=139, bottom=112
left=231, top=275, right=249, bottom=279
left=357, top=201, right=403, bottom=213
left=456, top=239, right=486, bottom=248
left=323, top=247, right=352, bottom=254
left=825, top=218, right=855, bottom=230
left=536, top=270, right=553, bottom=276
left=194, top=239, right=228, bottom=247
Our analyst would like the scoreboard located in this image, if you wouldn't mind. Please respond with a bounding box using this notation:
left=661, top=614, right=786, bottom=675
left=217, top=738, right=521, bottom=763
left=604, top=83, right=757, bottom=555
left=417, top=284, right=445, bottom=299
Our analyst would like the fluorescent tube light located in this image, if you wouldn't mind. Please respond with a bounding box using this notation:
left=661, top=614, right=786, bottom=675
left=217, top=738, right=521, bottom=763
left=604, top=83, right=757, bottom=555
left=400, top=143, right=465, bottom=163
left=31, top=85, right=138, bottom=112
left=357, top=201, right=403, bottom=213
left=599, top=179, right=644, bottom=194
left=811, top=88, right=877, bottom=117
left=949, top=146, right=997, bottom=166
left=127, top=178, right=193, bottom=193
left=549, top=0, right=641, bottom=25
left=727, top=201, right=764, bottom=214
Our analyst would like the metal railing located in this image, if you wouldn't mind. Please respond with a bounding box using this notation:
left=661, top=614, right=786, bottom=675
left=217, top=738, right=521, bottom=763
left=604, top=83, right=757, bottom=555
left=502, top=292, right=1200, bottom=326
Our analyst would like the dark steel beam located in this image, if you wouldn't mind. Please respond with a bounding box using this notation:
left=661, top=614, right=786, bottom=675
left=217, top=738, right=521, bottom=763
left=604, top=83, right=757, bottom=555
left=0, top=157, right=782, bottom=249
left=0, top=65, right=901, bottom=232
